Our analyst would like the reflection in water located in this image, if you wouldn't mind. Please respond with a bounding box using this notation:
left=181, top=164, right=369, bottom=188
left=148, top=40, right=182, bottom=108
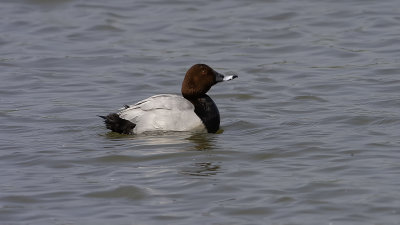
left=185, top=132, right=217, bottom=151
left=180, top=162, right=221, bottom=176
left=104, top=130, right=218, bottom=151
left=182, top=133, right=221, bottom=176
left=103, top=131, right=221, bottom=176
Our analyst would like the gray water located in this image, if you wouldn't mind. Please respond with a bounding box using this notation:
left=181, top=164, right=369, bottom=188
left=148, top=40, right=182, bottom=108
left=1, top=0, right=400, bottom=224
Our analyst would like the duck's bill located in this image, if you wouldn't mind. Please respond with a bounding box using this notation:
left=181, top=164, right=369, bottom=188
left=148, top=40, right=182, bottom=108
left=223, top=74, right=238, bottom=81
left=216, top=72, right=238, bottom=82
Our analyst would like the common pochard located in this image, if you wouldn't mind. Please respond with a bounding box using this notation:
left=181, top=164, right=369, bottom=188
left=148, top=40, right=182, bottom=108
left=100, top=64, right=237, bottom=134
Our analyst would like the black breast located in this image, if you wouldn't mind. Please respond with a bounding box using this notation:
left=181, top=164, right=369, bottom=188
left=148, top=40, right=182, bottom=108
left=190, top=94, right=220, bottom=133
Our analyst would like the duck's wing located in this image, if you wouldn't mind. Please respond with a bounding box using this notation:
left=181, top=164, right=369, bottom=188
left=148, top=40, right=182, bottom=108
left=118, top=94, right=205, bottom=133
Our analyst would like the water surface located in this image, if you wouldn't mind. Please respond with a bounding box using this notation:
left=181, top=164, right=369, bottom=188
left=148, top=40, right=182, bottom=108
left=1, top=0, right=400, bottom=224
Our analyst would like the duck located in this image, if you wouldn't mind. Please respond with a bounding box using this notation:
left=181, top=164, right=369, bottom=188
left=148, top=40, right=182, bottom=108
left=100, top=64, right=238, bottom=134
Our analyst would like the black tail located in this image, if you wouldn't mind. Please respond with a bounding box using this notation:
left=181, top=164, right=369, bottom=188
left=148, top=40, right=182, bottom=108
left=99, top=113, right=136, bottom=134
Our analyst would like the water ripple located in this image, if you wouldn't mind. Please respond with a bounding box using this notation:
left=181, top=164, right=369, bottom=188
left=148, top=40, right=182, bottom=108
left=1, top=0, right=400, bottom=224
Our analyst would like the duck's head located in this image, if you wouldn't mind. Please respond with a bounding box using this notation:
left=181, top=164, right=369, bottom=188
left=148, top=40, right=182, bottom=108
left=181, top=64, right=238, bottom=99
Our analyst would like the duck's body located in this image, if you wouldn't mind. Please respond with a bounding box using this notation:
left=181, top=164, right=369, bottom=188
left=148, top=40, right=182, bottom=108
left=100, top=64, right=237, bottom=134
left=117, top=94, right=206, bottom=134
